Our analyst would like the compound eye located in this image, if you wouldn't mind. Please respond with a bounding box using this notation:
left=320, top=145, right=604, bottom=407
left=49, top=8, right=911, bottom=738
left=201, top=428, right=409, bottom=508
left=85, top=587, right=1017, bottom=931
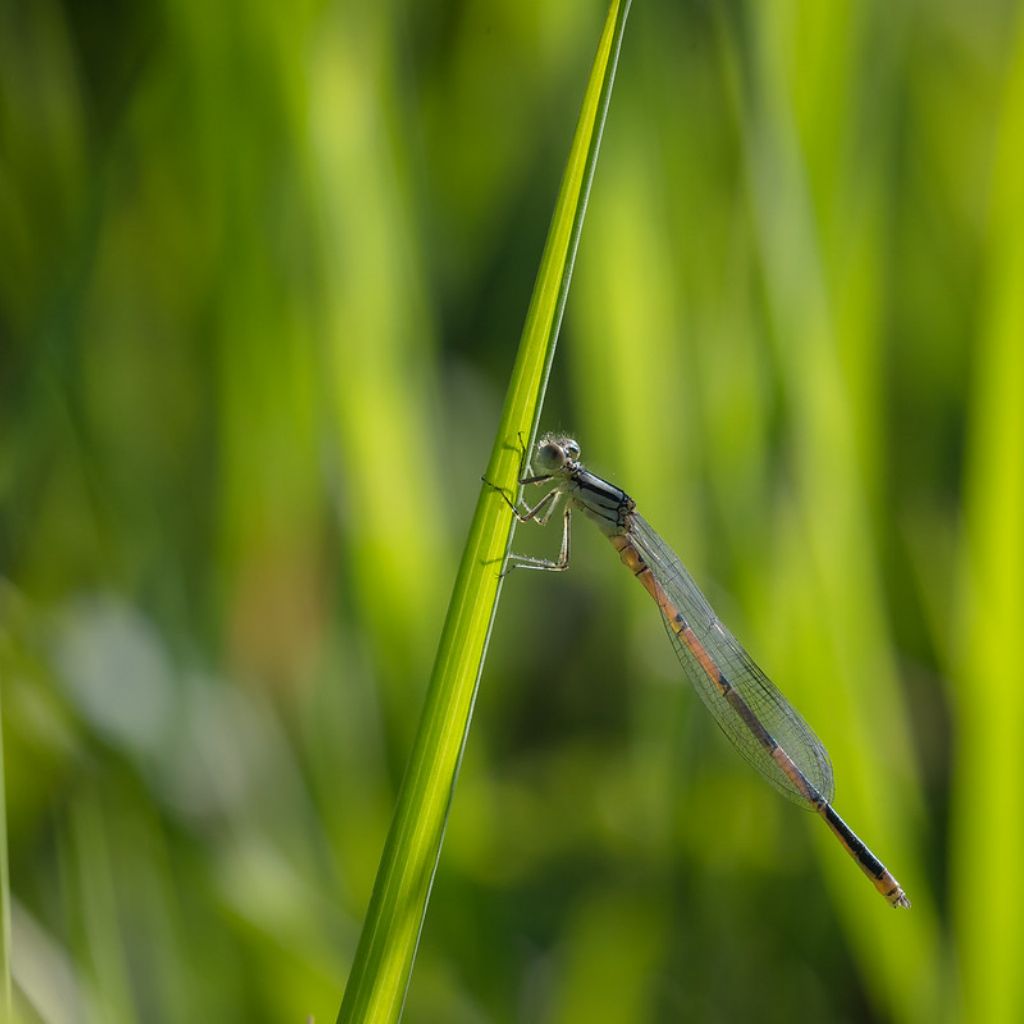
left=536, top=442, right=562, bottom=470
left=564, top=439, right=581, bottom=460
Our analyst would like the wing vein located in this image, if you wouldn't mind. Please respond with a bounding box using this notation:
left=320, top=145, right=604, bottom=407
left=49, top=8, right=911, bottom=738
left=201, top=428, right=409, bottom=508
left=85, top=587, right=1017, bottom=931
left=630, top=514, right=835, bottom=805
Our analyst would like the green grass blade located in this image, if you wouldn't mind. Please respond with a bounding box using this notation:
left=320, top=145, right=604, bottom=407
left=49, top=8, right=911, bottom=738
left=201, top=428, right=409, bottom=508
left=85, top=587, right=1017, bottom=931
left=335, top=3, right=632, bottom=1022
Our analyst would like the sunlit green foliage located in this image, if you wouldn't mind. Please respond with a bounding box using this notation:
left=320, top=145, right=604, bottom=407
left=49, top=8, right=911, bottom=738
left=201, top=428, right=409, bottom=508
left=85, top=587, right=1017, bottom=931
left=1, top=0, right=1021, bottom=1022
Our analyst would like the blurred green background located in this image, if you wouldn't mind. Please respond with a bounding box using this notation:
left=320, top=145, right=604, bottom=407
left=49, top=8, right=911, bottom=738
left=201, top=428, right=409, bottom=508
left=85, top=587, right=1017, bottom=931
left=2, top=0, right=1022, bottom=1021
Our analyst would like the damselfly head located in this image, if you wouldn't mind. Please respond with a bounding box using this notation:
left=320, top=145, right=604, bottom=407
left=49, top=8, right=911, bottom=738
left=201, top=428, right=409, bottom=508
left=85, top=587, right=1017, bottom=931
left=535, top=435, right=581, bottom=473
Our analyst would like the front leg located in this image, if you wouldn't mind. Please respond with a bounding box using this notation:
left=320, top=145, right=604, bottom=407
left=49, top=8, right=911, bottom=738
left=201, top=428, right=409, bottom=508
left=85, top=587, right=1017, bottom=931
left=483, top=476, right=560, bottom=525
left=482, top=477, right=573, bottom=576
left=502, top=506, right=572, bottom=576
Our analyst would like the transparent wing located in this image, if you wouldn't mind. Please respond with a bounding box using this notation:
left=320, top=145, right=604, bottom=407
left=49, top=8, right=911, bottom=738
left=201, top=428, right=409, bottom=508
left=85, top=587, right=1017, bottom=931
left=630, top=514, right=834, bottom=806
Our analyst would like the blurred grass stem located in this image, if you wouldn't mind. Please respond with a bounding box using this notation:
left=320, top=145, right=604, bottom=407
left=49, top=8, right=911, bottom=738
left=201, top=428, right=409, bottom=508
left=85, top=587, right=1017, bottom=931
left=0, top=687, right=10, bottom=1020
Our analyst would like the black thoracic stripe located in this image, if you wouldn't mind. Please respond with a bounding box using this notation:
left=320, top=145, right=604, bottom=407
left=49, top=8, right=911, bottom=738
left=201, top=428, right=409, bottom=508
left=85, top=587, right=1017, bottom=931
left=577, top=475, right=624, bottom=500
left=825, top=804, right=885, bottom=878
left=574, top=469, right=629, bottom=523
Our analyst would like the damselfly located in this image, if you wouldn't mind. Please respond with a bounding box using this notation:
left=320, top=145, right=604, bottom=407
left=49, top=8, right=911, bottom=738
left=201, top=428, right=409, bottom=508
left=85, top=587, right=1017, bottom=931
left=490, top=433, right=910, bottom=908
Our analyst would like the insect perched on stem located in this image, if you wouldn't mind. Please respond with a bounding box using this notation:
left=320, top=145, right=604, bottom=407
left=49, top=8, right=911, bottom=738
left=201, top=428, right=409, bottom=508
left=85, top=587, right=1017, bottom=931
left=489, top=433, right=910, bottom=908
